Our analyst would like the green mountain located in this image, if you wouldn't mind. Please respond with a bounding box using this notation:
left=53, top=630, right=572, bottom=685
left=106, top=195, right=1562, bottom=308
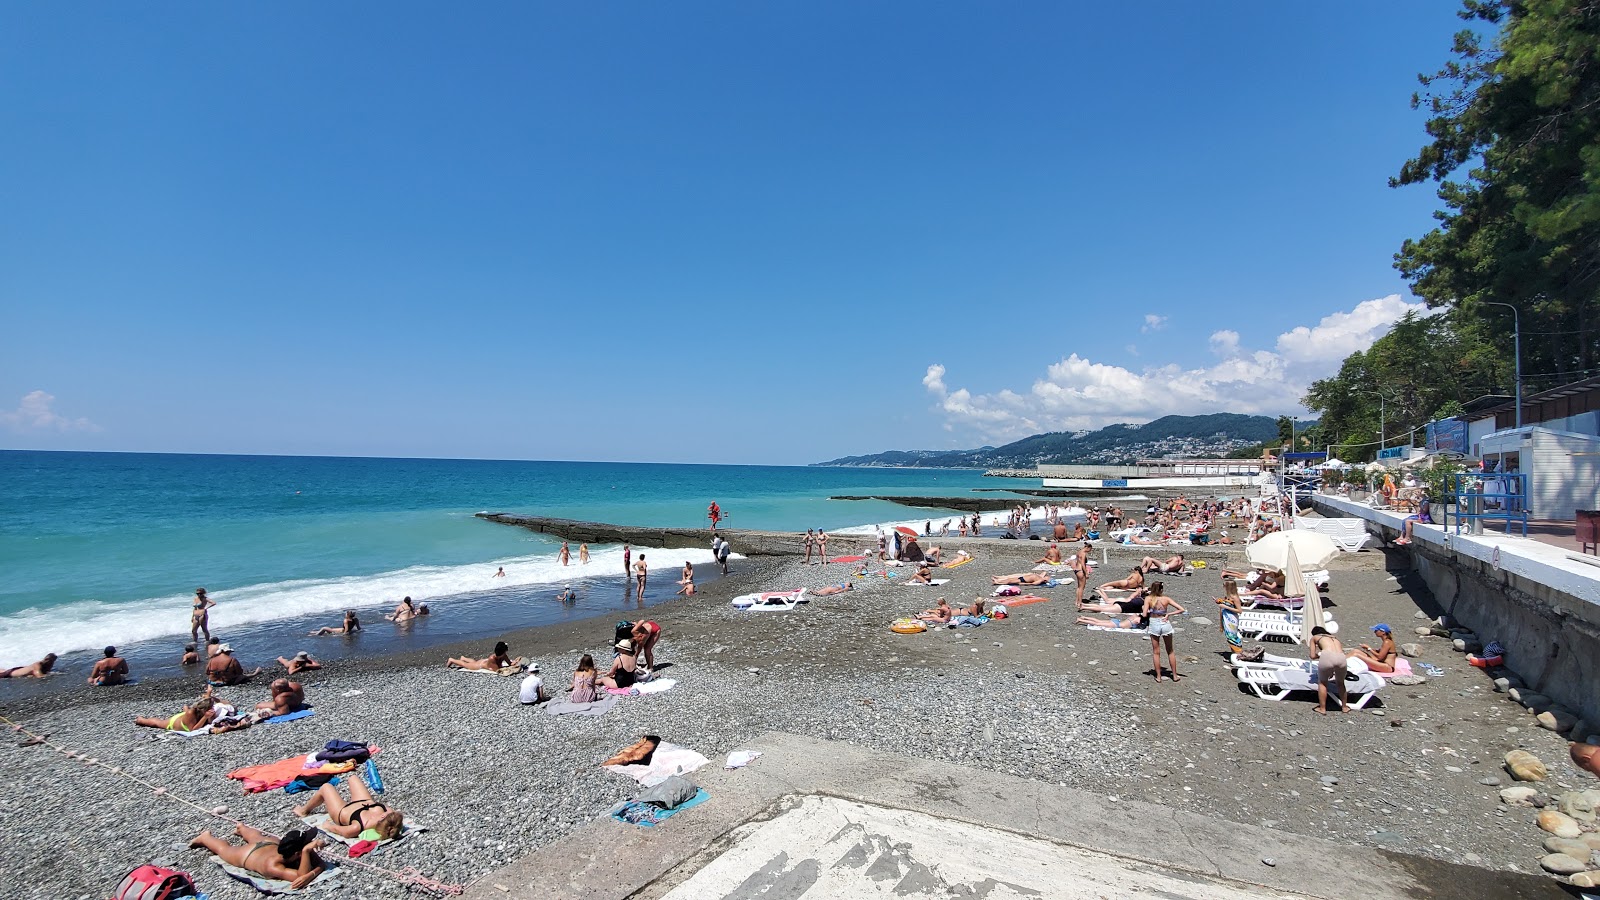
left=815, top=414, right=1282, bottom=468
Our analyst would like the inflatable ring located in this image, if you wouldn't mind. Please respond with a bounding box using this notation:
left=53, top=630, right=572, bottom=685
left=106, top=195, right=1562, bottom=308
left=890, top=618, right=927, bottom=634
left=1468, top=654, right=1503, bottom=668
left=1191, top=560, right=1208, bottom=569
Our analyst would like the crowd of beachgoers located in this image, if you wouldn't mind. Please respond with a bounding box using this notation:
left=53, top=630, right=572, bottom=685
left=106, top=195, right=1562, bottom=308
left=4, top=494, right=1599, bottom=898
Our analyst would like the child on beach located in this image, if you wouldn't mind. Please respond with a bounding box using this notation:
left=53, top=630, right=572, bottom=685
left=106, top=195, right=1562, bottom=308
left=571, top=654, right=597, bottom=703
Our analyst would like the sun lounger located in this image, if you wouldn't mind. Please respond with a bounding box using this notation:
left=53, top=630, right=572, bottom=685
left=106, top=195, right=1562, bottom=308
left=1294, top=517, right=1372, bottom=552
left=1234, top=665, right=1384, bottom=709
left=731, top=589, right=807, bottom=610
left=1229, top=651, right=1370, bottom=676
left=1236, top=609, right=1303, bottom=644
left=906, top=579, right=951, bottom=587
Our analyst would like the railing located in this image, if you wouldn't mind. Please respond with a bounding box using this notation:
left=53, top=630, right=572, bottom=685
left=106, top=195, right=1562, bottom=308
left=1448, top=472, right=1529, bottom=537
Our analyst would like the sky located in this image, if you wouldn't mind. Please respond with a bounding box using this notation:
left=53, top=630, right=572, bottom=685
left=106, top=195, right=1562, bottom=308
left=0, top=3, right=1471, bottom=464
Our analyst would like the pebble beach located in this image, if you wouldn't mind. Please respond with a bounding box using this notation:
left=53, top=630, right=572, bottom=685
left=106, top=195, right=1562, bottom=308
left=1, top=538, right=1593, bottom=898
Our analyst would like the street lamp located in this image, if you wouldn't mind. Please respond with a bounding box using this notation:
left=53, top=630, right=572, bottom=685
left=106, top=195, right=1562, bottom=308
left=1482, top=301, right=1523, bottom=430
left=1357, top=390, right=1397, bottom=453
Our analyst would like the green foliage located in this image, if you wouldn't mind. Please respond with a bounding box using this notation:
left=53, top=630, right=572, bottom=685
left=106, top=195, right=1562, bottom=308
left=1420, top=458, right=1465, bottom=505
left=1302, top=310, right=1500, bottom=461
left=1393, top=0, right=1600, bottom=380
left=1276, top=416, right=1294, bottom=446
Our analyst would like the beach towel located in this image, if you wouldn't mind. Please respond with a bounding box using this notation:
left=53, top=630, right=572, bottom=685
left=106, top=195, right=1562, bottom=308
left=609, top=788, right=710, bottom=827
left=950, top=615, right=989, bottom=627
left=725, top=750, right=762, bottom=769
left=830, top=555, right=867, bottom=564
left=1373, top=657, right=1414, bottom=679
left=604, top=742, right=710, bottom=786
left=1085, top=625, right=1148, bottom=635
left=1220, top=608, right=1243, bottom=654
left=1032, top=564, right=1074, bottom=572
left=260, top=708, right=315, bottom=726
left=906, top=579, right=950, bottom=587
left=301, top=813, right=427, bottom=850
left=606, top=678, right=677, bottom=697
left=1005, top=595, right=1049, bottom=607
left=939, top=556, right=975, bottom=569
left=212, top=858, right=340, bottom=894
left=229, top=754, right=364, bottom=793
left=545, top=695, right=620, bottom=717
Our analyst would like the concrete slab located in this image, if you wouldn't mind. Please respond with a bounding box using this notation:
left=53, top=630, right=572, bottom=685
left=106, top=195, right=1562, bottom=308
left=463, top=732, right=1564, bottom=900
left=660, top=794, right=1300, bottom=899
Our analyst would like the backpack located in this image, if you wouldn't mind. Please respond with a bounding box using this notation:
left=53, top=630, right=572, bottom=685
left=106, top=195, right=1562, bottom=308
left=113, top=865, right=197, bottom=900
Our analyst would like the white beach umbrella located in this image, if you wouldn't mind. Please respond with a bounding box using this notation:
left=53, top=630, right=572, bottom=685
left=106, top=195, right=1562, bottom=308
left=1321, top=458, right=1350, bottom=470
left=1290, top=545, right=1332, bottom=643
left=1246, top=530, right=1339, bottom=571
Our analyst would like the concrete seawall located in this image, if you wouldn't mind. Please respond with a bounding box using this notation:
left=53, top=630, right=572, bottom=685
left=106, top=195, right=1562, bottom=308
left=478, top=513, right=996, bottom=558
left=1311, top=494, right=1600, bottom=730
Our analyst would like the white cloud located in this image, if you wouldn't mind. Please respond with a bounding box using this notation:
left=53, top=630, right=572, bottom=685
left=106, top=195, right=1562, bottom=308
left=922, top=294, right=1424, bottom=442
left=1141, top=314, right=1168, bottom=333
left=0, top=391, right=100, bottom=433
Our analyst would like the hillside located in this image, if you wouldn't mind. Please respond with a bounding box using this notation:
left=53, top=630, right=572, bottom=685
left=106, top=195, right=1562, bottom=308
left=814, top=414, right=1280, bottom=468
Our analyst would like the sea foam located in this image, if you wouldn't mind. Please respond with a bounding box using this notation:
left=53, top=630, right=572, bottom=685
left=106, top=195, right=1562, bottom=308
left=0, top=543, right=721, bottom=665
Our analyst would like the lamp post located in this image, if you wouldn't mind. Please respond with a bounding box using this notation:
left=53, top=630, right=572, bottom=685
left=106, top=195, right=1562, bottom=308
left=1358, top=390, right=1394, bottom=454
left=1482, top=301, right=1523, bottom=430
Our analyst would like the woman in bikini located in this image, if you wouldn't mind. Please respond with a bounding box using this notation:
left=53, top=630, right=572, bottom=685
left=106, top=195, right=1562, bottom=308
left=135, top=697, right=216, bottom=731
left=189, top=825, right=325, bottom=890
left=191, top=587, right=216, bottom=645
left=1075, top=613, right=1143, bottom=629
left=676, top=562, right=695, bottom=598
left=559, top=541, right=570, bottom=566
left=916, top=599, right=953, bottom=624
left=447, top=641, right=511, bottom=671
left=293, top=778, right=404, bottom=841
left=309, top=610, right=361, bottom=636
left=579, top=543, right=590, bottom=564
left=630, top=620, right=662, bottom=670
left=1348, top=623, right=1398, bottom=673
left=1096, top=568, right=1145, bottom=596
left=1143, top=583, right=1186, bottom=683
left=0, top=653, right=58, bottom=679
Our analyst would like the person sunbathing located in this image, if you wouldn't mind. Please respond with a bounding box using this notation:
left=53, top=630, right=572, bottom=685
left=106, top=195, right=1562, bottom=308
left=603, top=734, right=660, bottom=766
left=1096, top=568, right=1145, bottom=595
left=1139, top=554, right=1185, bottom=575
left=916, top=599, right=953, bottom=624
left=958, top=599, right=988, bottom=617
left=277, top=651, right=321, bottom=675
left=1079, top=588, right=1147, bottom=615
left=189, top=825, right=325, bottom=891
left=293, top=779, right=404, bottom=841
left=0, top=653, right=58, bottom=679
left=1347, top=624, right=1398, bottom=673
left=447, top=641, right=511, bottom=671
left=1036, top=544, right=1064, bottom=565
left=911, top=565, right=934, bottom=584
left=1075, top=613, right=1142, bottom=629
left=1239, top=570, right=1287, bottom=600
left=813, top=583, right=853, bottom=596
left=991, top=572, right=1051, bottom=586
left=309, top=610, right=361, bottom=636
left=1125, top=532, right=1163, bottom=545
left=943, top=550, right=972, bottom=566
left=256, top=678, right=306, bottom=717
left=135, top=697, right=216, bottom=732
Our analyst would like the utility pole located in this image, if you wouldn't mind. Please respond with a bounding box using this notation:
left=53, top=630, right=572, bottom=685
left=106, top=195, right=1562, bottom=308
left=1483, top=301, right=1523, bottom=429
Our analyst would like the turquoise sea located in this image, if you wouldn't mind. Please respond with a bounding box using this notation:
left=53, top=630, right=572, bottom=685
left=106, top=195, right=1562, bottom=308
left=0, top=451, right=1012, bottom=674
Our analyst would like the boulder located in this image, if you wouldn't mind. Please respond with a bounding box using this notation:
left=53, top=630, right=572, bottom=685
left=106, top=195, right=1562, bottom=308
left=1502, top=785, right=1540, bottom=805
left=1452, top=638, right=1467, bottom=652
left=1401, top=643, right=1424, bottom=658
left=1539, top=810, right=1583, bottom=838
left=1572, top=871, right=1600, bottom=889
left=1493, top=677, right=1511, bottom=692
left=1540, top=709, right=1580, bottom=733
left=1541, top=853, right=1590, bottom=875
left=1507, top=750, right=1550, bottom=782
left=1414, top=626, right=1433, bottom=637
left=1583, top=833, right=1600, bottom=852
left=1544, top=836, right=1591, bottom=857
left=1559, top=791, right=1598, bottom=823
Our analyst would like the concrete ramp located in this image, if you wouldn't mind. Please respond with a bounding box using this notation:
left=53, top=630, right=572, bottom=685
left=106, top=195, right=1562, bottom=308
left=663, top=794, right=1297, bottom=900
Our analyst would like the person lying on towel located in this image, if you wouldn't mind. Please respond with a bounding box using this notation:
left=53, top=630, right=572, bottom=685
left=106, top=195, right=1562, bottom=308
left=813, top=583, right=853, bottom=596
left=991, top=572, right=1051, bottom=586
left=1075, top=613, right=1143, bottom=630
left=1139, top=554, right=1185, bottom=575
left=916, top=599, right=953, bottom=624
left=1095, top=568, right=1145, bottom=596
left=447, top=641, right=511, bottom=672
left=190, top=825, right=325, bottom=890
left=293, top=778, right=404, bottom=841
left=135, top=696, right=216, bottom=732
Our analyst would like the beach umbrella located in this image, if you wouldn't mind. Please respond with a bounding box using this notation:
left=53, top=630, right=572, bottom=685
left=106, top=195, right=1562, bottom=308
left=1247, top=530, right=1339, bottom=571
left=1321, top=458, right=1349, bottom=470
left=1290, top=545, right=1333, bottom=643
left=895, top=526, right=918, bottom=537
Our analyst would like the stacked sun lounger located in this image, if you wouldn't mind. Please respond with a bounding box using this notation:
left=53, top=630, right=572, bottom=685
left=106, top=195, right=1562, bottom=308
left=1294, top=517, right=1372, bottom=552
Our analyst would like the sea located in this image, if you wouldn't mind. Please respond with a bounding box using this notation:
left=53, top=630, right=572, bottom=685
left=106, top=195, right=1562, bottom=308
left=0, top=451, right=1022, bottom=679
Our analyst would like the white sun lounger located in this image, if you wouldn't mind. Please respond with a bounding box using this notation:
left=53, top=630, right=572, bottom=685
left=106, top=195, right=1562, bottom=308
left=1294, top=517, right=1372, bottom=552
left=1229, top=651, right=1370, bottom=676
left=1235, top=665, right=1384, bottom=709
left=731, top=589, right=808, bottom=611
left=1237, top=609, right=1303, bottom=644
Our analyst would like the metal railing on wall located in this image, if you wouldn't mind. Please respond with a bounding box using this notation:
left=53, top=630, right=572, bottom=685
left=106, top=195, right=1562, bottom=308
left=1448, top=472, right=1529, bottom=537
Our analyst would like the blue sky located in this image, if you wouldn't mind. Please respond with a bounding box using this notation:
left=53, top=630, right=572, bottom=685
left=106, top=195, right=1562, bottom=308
left=1, top=3, right=1467, bottom=464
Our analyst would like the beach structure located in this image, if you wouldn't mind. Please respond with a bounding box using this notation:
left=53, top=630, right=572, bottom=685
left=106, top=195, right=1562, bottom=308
left=1036, top=458, right=1271, bottom=493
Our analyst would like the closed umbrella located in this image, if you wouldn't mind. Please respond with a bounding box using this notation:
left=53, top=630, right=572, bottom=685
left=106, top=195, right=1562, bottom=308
left=1291, top=544, right=1334, bottom=644
left=1246, top=530, right=1339, bottom=571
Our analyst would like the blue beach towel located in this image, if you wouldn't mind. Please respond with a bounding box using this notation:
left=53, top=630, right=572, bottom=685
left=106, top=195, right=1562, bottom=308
left=261, top=707, right=315, bottom=726
left=609, top=788, right=710, bottom=827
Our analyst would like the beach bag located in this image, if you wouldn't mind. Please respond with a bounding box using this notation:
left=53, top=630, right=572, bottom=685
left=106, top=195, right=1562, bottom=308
left=112, top=865, right=197, bottom=900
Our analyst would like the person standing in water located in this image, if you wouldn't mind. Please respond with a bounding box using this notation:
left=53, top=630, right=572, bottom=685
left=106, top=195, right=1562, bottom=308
left=191, top=587, right=216, bottom=645
left=559, top=541, right=570, bottom=566
left=622, top=545, right=632, bottom=584
left=579, top=543, right=590, bottom=564
left=634, top=554, right=648, bottom=598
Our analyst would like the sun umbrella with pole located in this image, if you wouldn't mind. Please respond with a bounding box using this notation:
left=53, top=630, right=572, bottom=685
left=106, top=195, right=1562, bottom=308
left=1246, top=531, right=1339, bottom=572
left=1287, top=544, right=1335, bottom=644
